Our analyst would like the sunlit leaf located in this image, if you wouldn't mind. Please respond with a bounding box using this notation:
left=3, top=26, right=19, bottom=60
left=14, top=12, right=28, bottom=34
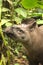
left=14, top=17, right=22, bottom=24
left=5, top=22, right=12, bottom=27
left=22, top=55, right=27, bottom=59
left=0, top=59, right=2, bottom=65
left=15, top=8, right=27, bottom=17
left=2, top=54, right=6, bottom=65
left=21, top=0, right=38, bottom=9
left=15, top=49, right=19, bottom=54
left=14, top=63, right=20, bottom=65
left=1, top=19, right=10, bottom=26
left=0, top=0, right=2, bottom=7
left=0, top=0, right=2, bottom=20
left=2, top=8, right=10, bottom=12
left=7, top=0, right=13, bottom=5
left=37, top=20, right=43, bottom=24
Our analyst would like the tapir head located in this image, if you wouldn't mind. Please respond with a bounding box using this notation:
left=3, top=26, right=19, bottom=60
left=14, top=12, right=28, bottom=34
left=4, top=18, right=37, bottom=43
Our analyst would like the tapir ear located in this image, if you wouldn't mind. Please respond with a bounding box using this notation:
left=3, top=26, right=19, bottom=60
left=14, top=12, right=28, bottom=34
left=22, top=18, right=36, bottom=24
left=29, top=21, right=36, bottom=29
left=22, top=18, right=37, bottom=29
left=25, top=18, right=37, bottom=30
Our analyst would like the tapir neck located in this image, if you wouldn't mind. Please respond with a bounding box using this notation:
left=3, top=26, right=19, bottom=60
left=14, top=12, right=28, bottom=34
left=23, top=26, right=43, bottom=55
left=29, top=27, right=43, bottom=51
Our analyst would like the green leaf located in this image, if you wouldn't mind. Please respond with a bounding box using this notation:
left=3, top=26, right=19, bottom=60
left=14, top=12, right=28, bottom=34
left=37, top=1, right=43, bottom=9
left=15, top=8, right=27, bottom=18
left=37, top=20, right=43, bottom=24
left=0, top=54, right=6, bottom=65
left=21, top=0, right=38, bottom=9
left=0, top=0, right=2, bottom=7
left=22, top=55, right=27, bottom=59
left=5, top=22, right=12, bottom=27
left=0, top=8, right=1, bottom=20
left=14, top=63, right=20, bottom=65
left=0, top=59, right=2, bottom=65
left=15, top=49, right=19, bottom=55
left=0, top=0, right=2, bottom=20
left=1, top=19, right=10, bottom=26
left=2, top=8, right=10, bottom=12
left=14, top=17, right=22, bottom=24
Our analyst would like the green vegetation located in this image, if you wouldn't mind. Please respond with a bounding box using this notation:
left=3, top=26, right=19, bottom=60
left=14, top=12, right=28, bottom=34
left=0, top=0, right=43, bottom=65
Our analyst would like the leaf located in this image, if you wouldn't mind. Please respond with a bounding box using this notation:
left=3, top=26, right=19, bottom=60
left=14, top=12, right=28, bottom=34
left=21, top=0, right=38, bottom=9
left=22, top=55, right=27, bottom=59
left=0, top=59, right=2, bottom=65
left=14, top=63, right=20, bottom=65
left=1, top=54, right=6, bottom=65
left=5, top=22, right=12, bottom=27
left=1, top=19, right=10, bottom=26
left=0, top=0, right=2, bottom=7
left=15, top=49, right=19, bottom=55
left=15, top=8, right=27, bottom=18
left=37, top=1, right=43, bottom=9
left=7, top=0, right=13, bottom=5
left=0, top=0, right=2, bottom=20
left=0, top=8, right=1, bottom=20
left=37, top=20, right=43, bottom=24
left=2, top=7, right=10, bottom=12
left=14, top=17, right=22, bottom=24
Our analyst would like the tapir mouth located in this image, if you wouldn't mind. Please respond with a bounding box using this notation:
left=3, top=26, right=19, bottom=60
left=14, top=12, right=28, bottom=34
left=3, top=29, right=17, bottom=40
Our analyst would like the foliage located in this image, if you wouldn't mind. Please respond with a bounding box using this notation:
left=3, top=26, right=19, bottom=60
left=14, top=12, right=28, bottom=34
left=21, top=0, right=38, bottom=9
left=21, top=0, right=43, bottom=9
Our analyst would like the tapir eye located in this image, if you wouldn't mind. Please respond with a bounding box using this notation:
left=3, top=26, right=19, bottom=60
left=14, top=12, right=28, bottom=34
left=16, top=28, right=24, bottom=33
left=16, top=27, right=19, bottom=30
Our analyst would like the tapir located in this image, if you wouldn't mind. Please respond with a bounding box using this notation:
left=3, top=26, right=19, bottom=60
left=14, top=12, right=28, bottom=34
left=4, top=18, right=43, bottom=65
